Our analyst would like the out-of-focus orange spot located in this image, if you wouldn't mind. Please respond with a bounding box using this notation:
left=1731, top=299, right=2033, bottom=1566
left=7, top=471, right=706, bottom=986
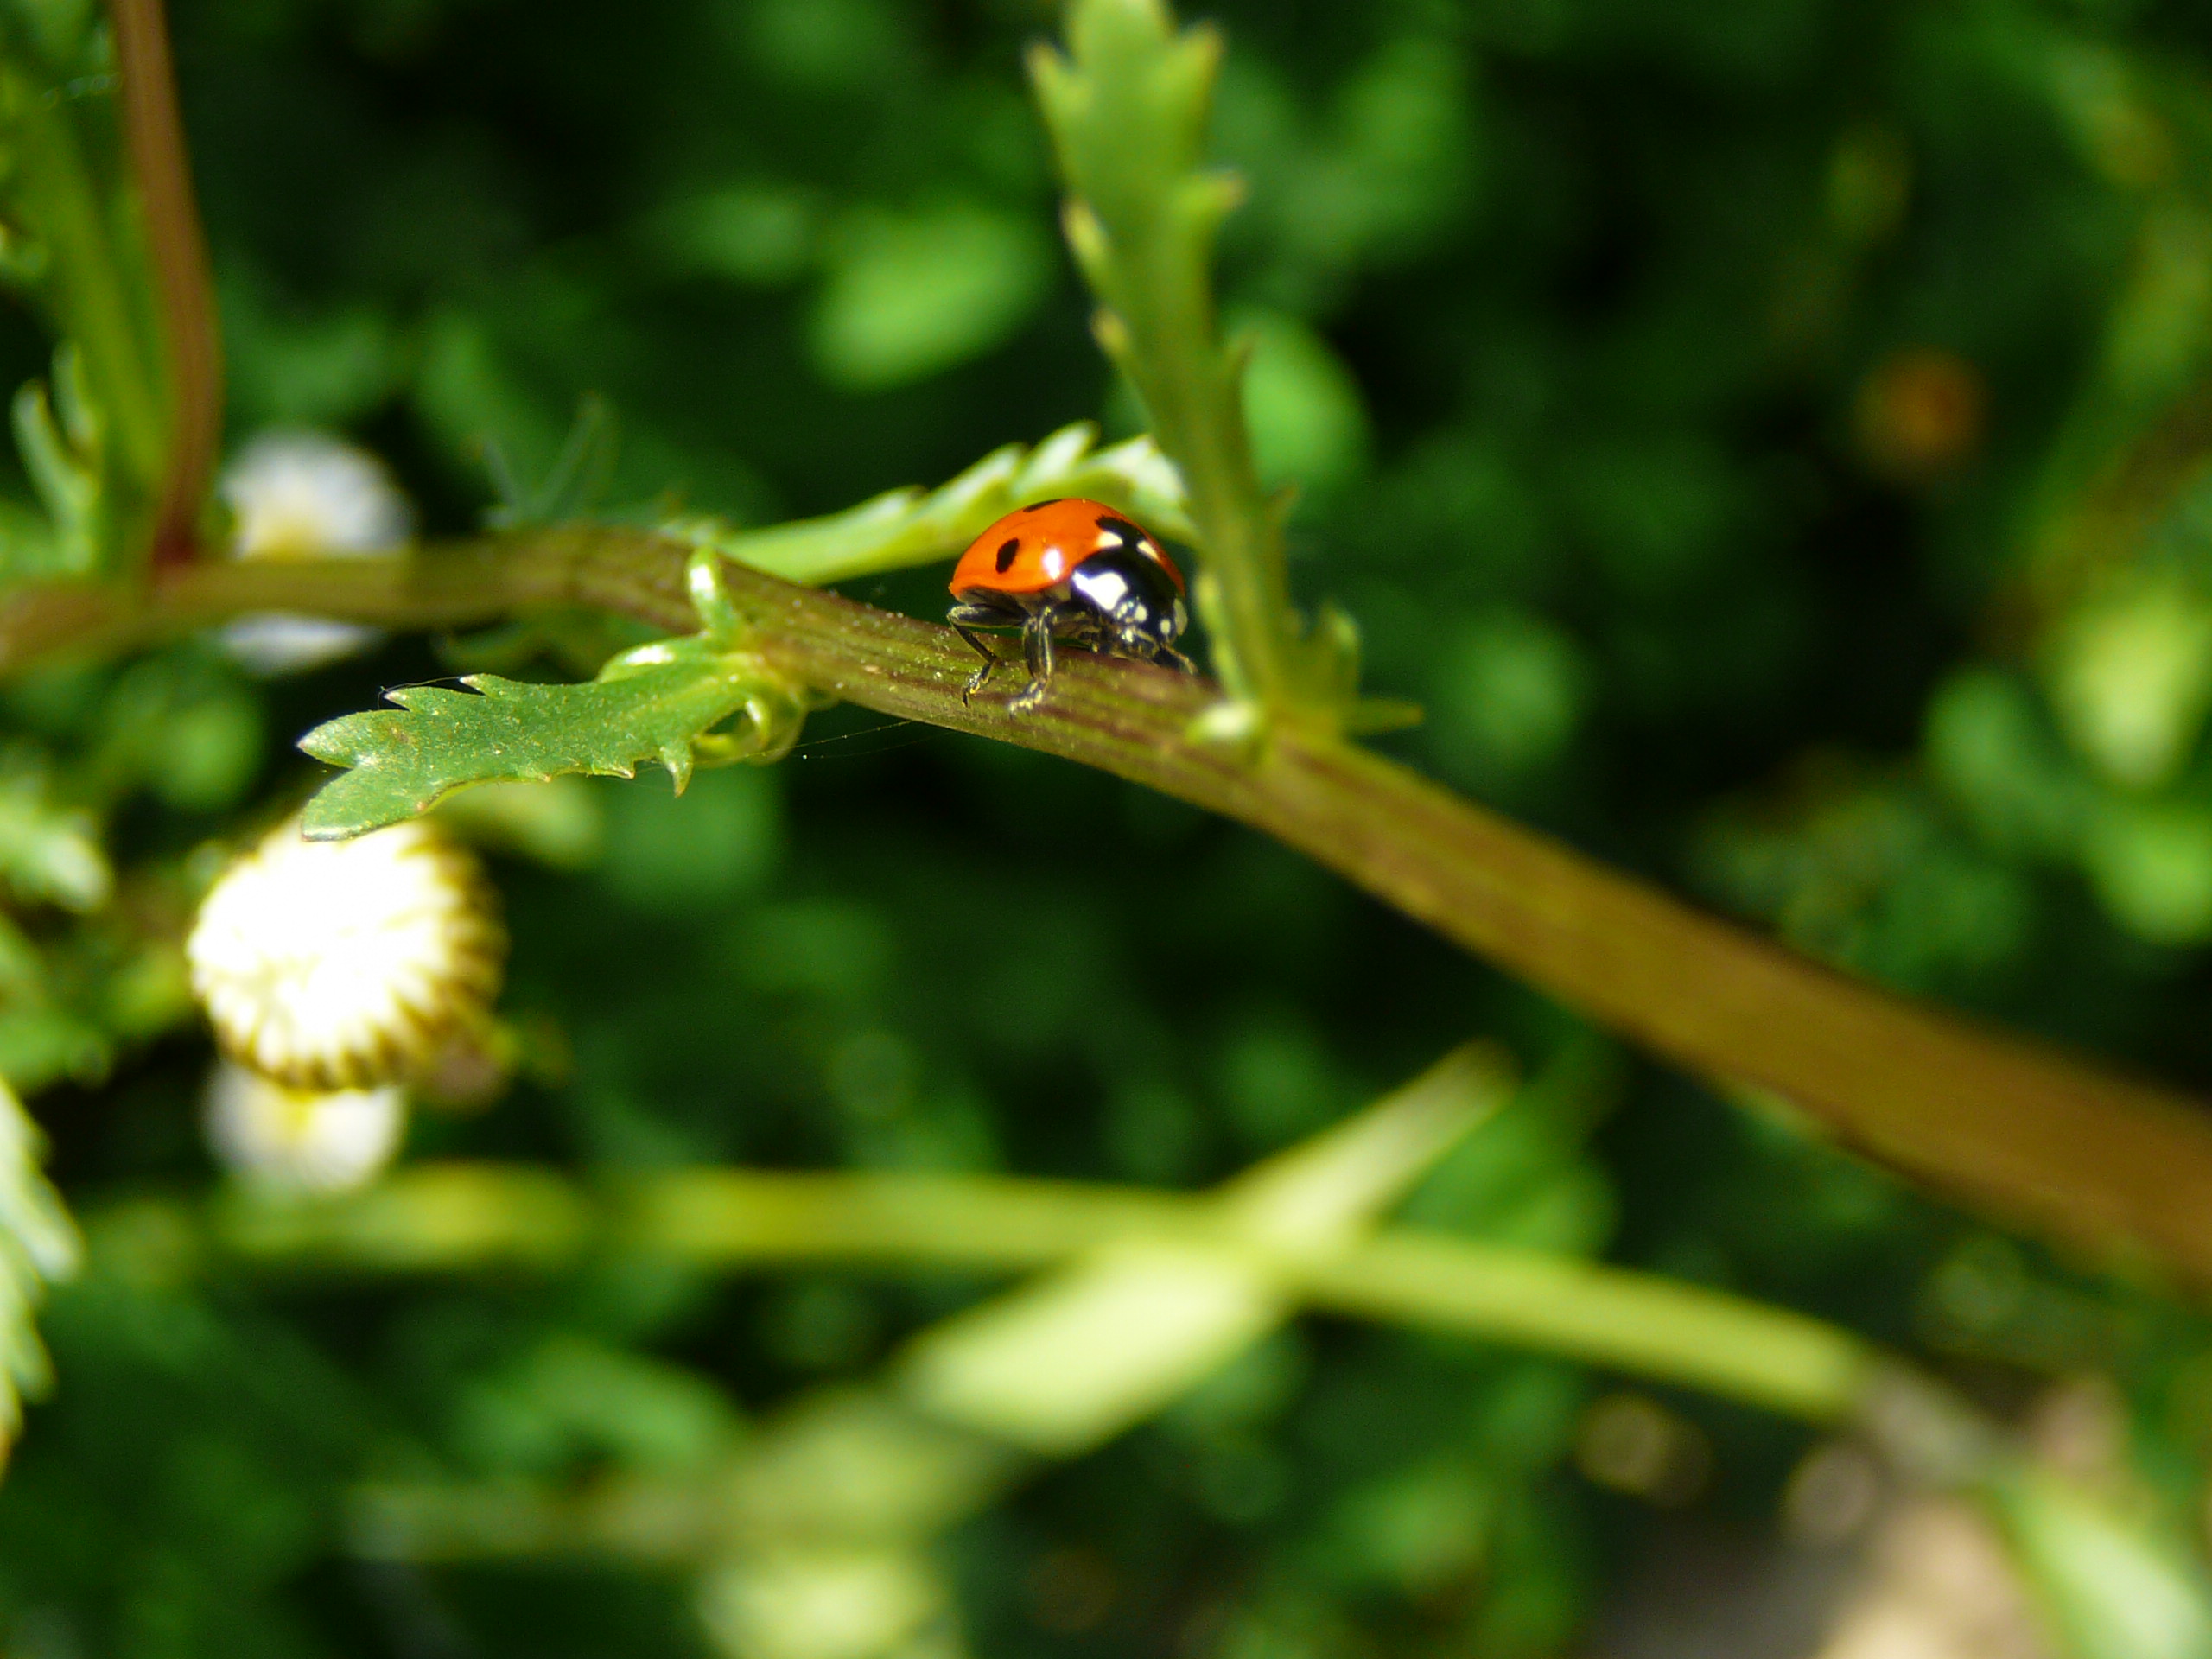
left=1853, top=346, right=1986, bottom=480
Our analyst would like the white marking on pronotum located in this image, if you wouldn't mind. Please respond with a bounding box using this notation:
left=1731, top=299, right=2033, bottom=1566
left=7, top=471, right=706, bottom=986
left=1071, top=566, right=1131, bottom=612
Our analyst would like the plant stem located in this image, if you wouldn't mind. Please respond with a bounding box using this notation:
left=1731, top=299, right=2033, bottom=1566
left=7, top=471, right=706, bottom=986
left=109, top=0, right=221, bottom=569
left=21, top=529, right=2212, bottom=1281
left=124, top=1161, right=1872, bottom=1422
left=1306, top=1236, right=1868, bottom=1421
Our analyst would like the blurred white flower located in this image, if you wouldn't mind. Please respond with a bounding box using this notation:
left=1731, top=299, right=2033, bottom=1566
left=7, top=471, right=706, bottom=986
left=225, top=429, right=412, bottom=560
left=204, top=1062, right=404, bottom=1194
left=188, top=818, right=505, bottom=1090
left=217, top=429, right=414, bottom=675
left=216, top=613, right=385, bottom=677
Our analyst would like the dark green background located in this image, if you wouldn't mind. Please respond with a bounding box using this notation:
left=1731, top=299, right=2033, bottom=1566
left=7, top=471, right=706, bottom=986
left=6, top=0, right=2212, bottom=1653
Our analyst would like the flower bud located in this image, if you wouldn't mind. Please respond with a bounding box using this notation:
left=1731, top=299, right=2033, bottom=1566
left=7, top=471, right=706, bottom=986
left=188, top=818, right=504, bottom=1090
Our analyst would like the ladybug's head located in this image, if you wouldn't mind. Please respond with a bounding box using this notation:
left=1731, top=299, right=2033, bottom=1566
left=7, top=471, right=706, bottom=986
left=1069, top=545, right=1190, bottom=656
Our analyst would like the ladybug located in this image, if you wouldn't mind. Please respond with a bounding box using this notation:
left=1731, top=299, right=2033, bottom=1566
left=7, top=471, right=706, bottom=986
left=948, top=499, right=1194, bottom=712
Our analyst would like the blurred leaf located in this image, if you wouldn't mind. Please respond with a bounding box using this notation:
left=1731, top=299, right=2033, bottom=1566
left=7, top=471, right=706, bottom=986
left=432, top=776, right=607, bottom=869
left=1232, top=307, right=1370, bottom=498
left=1926, top=669, right=2092, bottom=860
left=297, top=640, right=809, bottom=839
left=1564, top=433, right=1740, bottom=596
left=697, top=1545, right=961, bottom=1659
left=2047, top=580, right=2212, bottom=789
left=646, top=183, right=822, bottom=286
left=9, top=357, right=98, bottom=576
left=737, top=0, right=913, bottom=92
left=1432, top=607, right=1590, bottom=781
left=898, top=1046, right=1510, bottom=1453
left=94, top=653, right=264, bottom=813
left=0, top=760, right=107, bottom=912
left=1217, top=34, right=1478, bottom=308
left=454, top=1333, right=741, bottom=1476
left=1987, top=1466, right=2212, bottom=1659
left=352, top=1389, right=990, bottom=1588
left=605, top=765, right=781, bottom=910
left=2104, top=202, right=2212, bottom=399
left=1399, top=1056, right=1617, bottom=1257
left=1223, top=1046, right=1514, bottom=1244
left=96, top=939, right=191, bottom=1041
left=220, top=269, right=405, bottom=428
left=725, top=1389, right=1013, bottom=1544
left=900, top=1239, right=1281, bottom=1457
left=1325, top=1459, right=1492, bottom=1595
left=2081, top=798, right=2212, bottom=944
left=413, top=308, right=569, bottom=489
left=0, top=1075, right=79, bottom=1463
left=487, top=395, right=622, bottom=531
left=809, top=202, right=1052, bottom=390
left=0, top=1002, right=106, bottom=1092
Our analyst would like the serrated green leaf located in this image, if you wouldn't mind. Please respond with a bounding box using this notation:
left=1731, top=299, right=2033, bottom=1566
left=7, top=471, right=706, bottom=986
left=1032, top=0, right=1370, bottom=728
left=298, top=652, right=791, bottom=841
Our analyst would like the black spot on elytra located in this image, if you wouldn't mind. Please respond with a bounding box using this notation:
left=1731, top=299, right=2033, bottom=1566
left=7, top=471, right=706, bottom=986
left=995, top=538, right=1021, bottom=573
left=1096, top=514, right=1147, bottom=549
left=1023, top=499, right=1065, bottom=512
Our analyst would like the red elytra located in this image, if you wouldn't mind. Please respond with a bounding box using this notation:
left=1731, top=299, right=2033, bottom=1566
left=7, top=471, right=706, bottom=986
left=949, top=498, right=1186, bottom=600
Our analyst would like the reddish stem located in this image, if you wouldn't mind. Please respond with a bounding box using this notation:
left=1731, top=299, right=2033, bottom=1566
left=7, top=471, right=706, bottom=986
left=110, top=0, right=222, bottom=571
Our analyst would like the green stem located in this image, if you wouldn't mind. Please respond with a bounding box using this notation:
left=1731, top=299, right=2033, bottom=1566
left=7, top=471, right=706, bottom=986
left=21, top=527, right=2212, bottom=1284
left=1306, top=1235, right=1868, bottom=1422
left=119, top=1161, right=1873, bottom=1422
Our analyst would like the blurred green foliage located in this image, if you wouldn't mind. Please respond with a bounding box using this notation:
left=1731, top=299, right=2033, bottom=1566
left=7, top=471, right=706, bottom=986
left=0, top=0, right=168, bottom=573
left=10, top=0, right=2212, bottom=1656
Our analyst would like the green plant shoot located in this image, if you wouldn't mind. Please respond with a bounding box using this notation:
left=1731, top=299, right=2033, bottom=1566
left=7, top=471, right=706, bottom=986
left=1030, top=0, right=1408, bottom=737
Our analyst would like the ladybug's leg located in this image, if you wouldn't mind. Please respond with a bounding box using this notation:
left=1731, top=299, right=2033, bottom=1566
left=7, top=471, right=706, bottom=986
left=1011, top=608, right=1059, bottom=715
left=951, top=622, right=1000, bottom=702
left=949, top=601, right=1015, bottom=703
left=1156, top=643, right=1198, bottom=675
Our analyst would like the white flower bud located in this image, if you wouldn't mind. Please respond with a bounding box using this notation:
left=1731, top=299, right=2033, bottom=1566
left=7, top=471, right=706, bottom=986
left=188, top=818, right=505, bottom=1090
left=204, top=1062, right=404, bottom=1194
left=217, top=430, right=414, bottom=675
